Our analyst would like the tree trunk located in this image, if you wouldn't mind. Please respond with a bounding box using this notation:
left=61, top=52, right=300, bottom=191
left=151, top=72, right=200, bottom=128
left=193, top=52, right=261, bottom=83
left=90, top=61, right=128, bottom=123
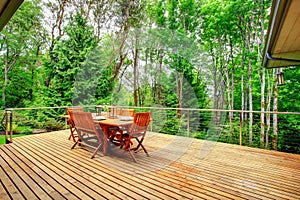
left=178, top=73, right=183, bottom=117
left=260, top=67, right=265, bottom=148
left=273, top=69, right=279, bottom=150
left=2, top=66, right=8, bottom=108
left=133, top=48, right=138, bottom=106
left=245, top=69, right=248, bottom=122
left=230, top=65, right=235, bottom=137
left=158, top=49, right=163, bottom=103
left=265, top=70, right=274, bottom=149
left=49, top=0, right=67, bottom=52
left=231, top=67, right=235, bottom=116
left=241, top=55, right=245, bottom=128
left=2, top=37, right=19, bottom=108
left=248, top=60, right=253, bottom=145
left=2, top=38, right=9, bottom=108
left=225, top=62, right=232, bottom=122
left=260, top=0, right=267, bottom=149
left=213, top=56, right=218, bottom=124
left=228, top=38, right=234, bottom=123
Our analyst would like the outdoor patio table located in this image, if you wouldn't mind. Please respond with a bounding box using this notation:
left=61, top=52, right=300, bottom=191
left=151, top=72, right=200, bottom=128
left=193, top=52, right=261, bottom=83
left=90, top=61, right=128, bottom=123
left=96, top=118, right=133, bottom=156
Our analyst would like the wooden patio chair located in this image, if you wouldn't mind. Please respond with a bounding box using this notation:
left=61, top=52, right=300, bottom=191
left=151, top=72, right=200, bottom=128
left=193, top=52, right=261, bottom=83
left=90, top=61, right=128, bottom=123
left=70, top=111, right=104, bottom=158
left=120, top=112, right=151, bottom=162
left=66, top=107, right=84, bottom=142
left=116, top=109, right=135, bottom=117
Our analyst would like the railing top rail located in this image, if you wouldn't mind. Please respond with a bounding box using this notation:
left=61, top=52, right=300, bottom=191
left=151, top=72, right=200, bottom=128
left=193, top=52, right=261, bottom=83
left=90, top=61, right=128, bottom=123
left=3, top=105, right=95, bottom=111
left=114, top=106, right=300, bottom=115
left=2, top=106, right=300, bottom=115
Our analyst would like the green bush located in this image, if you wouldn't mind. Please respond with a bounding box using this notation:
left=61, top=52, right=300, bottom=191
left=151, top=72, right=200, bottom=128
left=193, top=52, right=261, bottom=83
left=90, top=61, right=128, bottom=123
left=14, top=126, right=32, bottom=134
left=43, top=118, right=65, bottom=132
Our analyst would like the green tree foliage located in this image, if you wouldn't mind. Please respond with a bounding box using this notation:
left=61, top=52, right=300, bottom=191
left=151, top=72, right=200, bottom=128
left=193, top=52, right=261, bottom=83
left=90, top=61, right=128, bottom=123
left=1, top=0, right=299, bottom=154
left=0, top=0, right=45, bottom=108
left=44, top=12, right=97, bottom=108
left=277, top=67, right=300, bottom=153
left=146, top=0, right=209, bottom=136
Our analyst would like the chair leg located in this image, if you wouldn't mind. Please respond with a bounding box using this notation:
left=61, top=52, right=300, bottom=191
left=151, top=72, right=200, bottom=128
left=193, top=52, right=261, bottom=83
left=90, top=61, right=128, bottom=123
left=71, top=140, right=80, bottom=149
left=135, top=138, right=149, bottom=156
left=134, top=138, right=142, bottom=150
left=120, top=138, right=137, bottom=162
left=128, top=149, right=137, bottom=162
left=121, top=139, right=131, bottom=154
left=69, top=133, right=76, bottom=142
left=91, top=143, right=103, bottom=159
left=139, top=143, right=149, bottom=157
left=71, top=130, right=82, bottom=149
left=68, top=127, right=77, bottom=142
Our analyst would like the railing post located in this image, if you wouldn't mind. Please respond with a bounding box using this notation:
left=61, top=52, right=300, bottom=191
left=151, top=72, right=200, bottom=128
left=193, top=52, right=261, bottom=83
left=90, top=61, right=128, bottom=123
left=187, top=110, right=190, bottom=137
left=5, top=108, right=13, bottom=143
left=240, top=112, right=242, bottom=146
left=10, top=110, right=13, bottom=141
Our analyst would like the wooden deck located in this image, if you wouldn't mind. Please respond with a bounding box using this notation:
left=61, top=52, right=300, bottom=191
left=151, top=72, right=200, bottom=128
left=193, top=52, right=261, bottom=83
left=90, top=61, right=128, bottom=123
left=1, top=130, right=300, bottom=200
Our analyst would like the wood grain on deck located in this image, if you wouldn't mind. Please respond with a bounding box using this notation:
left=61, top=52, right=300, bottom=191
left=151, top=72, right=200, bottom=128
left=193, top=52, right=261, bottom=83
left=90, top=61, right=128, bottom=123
left=1, top=130, right=299, bottom=199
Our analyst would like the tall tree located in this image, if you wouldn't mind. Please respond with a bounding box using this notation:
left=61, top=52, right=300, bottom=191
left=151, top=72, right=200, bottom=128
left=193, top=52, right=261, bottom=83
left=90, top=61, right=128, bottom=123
left=45, top=12, right=97, bottom=108
left=273, top=68, right=279, bottom=150
left=0, top=0, right=45, bottom=108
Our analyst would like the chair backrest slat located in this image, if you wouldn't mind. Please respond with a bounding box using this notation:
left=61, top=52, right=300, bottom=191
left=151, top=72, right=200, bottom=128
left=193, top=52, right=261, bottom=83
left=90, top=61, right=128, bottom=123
left=70, top=111, right=104, bottom=158
left=130, top=112, right=151, bottom=135
left=67, top=107, right=84, bottom=127
left=72, top=112, right=97, bottom=134
left=67, top=107, right=84, bottom=114
left=116, top=109, right=135, bottom=117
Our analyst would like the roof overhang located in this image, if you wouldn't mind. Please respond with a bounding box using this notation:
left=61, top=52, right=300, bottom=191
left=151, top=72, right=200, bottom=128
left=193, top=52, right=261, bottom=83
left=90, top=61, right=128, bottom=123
left=0, top=0, right=24, bottom=31
left=263, top=0, right=300, bottom=68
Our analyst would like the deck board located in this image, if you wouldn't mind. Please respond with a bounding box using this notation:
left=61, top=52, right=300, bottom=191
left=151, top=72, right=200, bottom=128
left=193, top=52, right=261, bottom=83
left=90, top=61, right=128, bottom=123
left=27, top=134, right=167, bottom=199
left=1, top=130, right=300, bottom=199
left=0, top=157, right=24, bottom=200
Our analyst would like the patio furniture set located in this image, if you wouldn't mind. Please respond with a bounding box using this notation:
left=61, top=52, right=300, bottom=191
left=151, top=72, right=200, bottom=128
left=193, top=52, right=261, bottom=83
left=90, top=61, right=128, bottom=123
left=64, top=107, right=151, bottom=162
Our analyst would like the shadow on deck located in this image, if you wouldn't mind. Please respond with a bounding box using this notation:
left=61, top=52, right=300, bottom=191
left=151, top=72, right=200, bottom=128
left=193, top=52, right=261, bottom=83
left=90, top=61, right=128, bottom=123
left=1, top=130, right=300, bottom=199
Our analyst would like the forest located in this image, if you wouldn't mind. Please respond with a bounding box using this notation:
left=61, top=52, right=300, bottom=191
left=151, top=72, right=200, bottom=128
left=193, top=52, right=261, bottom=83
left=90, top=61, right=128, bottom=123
left=0, top=0, right=299, bottom=154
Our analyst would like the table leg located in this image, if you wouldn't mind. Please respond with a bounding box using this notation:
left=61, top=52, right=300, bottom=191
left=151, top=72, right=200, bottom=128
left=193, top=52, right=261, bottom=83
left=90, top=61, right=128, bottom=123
left=101, top=126, right=109, bottom=156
